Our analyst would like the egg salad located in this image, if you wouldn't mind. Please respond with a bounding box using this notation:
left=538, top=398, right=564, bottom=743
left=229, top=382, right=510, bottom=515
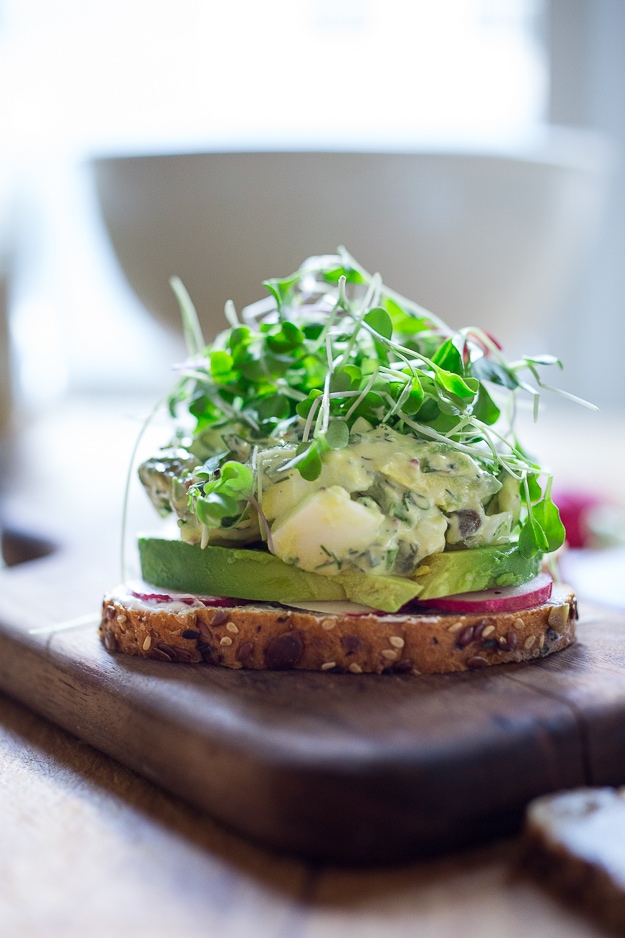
left=137, top=249, right=586, bottom=596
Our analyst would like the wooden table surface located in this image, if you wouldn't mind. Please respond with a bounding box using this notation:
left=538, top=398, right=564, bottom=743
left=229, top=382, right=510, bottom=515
left=0, top=394, right=621, bottom=938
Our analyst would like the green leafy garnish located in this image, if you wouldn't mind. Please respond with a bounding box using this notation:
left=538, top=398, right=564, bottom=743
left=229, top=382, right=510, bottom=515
left=160, top=248, right=596, bottom=557
left=189, top=461, right=254, bottom=529
left=533, top=496, right=566, bottom=553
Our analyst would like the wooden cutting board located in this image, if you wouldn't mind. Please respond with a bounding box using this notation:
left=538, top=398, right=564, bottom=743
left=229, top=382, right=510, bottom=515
left=1, top=545, right=625, bottom=864
left=2, top=400, right=625, bottom=865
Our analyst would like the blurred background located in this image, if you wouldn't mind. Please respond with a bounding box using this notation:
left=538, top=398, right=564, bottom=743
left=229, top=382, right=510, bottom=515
left=0, top=0, right=623, bottom=420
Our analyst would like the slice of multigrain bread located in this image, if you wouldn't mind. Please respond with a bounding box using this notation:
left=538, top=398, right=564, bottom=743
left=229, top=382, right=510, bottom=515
left=100, top=582, right=577, bottom=674
left=524, top=788, right=625, bottom=932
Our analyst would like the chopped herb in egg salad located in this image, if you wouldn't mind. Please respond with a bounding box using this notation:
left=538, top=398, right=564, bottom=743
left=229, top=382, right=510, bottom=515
left=137, top=248, right=592, bottom=601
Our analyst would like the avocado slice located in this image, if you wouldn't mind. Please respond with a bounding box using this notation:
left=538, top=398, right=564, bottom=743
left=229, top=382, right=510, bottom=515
left=137, top=538, right=540, bottom=613
left=412, top=545, right=541, bottom=601
left=137, top=537, right=422, bottom=612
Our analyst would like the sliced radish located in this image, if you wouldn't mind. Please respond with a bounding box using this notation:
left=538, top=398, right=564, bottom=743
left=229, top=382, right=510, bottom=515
left=130, top=590, right=177, bottom=604
left=416, top=572, right=553, bottom=614
left=129, top=589, right=242, bottom=608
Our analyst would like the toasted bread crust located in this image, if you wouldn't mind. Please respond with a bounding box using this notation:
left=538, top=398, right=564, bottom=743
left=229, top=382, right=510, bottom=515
left=524, top=788, right=625, bottom=931
left=100, top=584, right=577, bottom=674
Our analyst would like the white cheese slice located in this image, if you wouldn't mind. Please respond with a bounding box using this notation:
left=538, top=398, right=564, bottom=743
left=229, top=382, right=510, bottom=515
left=282, top=599, right=380, bottom=616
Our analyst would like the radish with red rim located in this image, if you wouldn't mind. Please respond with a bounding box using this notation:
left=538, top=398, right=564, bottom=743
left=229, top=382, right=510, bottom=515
left=414, top=571, right=553, bottom=614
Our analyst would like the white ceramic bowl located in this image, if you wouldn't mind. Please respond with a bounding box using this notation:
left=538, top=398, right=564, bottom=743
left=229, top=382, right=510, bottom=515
left=91, top=133, right=607, bottom=347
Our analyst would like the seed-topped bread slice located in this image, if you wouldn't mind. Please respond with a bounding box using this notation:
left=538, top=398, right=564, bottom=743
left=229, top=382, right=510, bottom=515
left=100, top=582, right=577, bottom=675
left=524, top=787, right=625, bottom=932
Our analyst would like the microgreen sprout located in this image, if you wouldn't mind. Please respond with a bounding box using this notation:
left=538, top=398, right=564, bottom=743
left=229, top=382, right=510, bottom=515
left=170, top=276, right=205, bottom=357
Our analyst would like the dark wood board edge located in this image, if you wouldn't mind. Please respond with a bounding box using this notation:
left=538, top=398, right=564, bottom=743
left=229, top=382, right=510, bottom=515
left=501, top=611, right=625, bottom=788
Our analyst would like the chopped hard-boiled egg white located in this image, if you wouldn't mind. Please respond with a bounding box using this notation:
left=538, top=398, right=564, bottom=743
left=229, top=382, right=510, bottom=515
left=271, top=485, right=384, bottom=574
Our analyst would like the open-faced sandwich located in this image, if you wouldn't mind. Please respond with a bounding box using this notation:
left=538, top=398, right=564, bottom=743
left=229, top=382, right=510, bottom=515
left=101, top=249, right=581, bottom=674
